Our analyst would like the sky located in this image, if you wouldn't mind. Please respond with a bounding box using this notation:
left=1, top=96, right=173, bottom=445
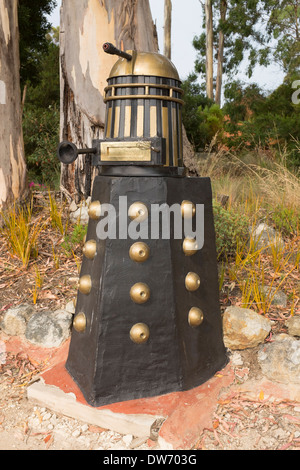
left=48, top=0, right=285, bottom=95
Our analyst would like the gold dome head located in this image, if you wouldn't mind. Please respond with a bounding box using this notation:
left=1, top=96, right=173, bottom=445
left=181, top=200, right=196, bottom=219
left=78, top=275, right=92, bottom=295
left=83, top=240, right=97, bottom=260
left=130, top=283, right=150, bottom=304
left=128, top=202, right=148, bottom=221
left=130, top=323, right=150, bottom=344
left=73, top=313, right=87, bottom=333
left=109, top=51, right=180, bottom=81
left=188, top=308, right=204, bottom=328
left=88, top=201, right=102, bottom=220
left=129, top=242, right=150, bottom=263
left=185, top=272, right=201, bottom=292
left=182, top=238, right=199, bottom=256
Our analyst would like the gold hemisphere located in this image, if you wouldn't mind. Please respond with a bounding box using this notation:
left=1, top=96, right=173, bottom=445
left=83, top=240, right=97, bottom=260
left=88, top=201, right=102, bottom=220
left=188, top=307, right=204, bottom=328
left=78, top=275, right=92, bottom=295
left=73, top=313, right=87, bottom=333
left=129, top=242, right=150, bottom=263
left=182, top=238, right=199, bottom=256
left=185, top=272, right=201, bottom=292
left=109, top=51, right=180, bottom=81
left=130, top=283, right=150, bottom=304
left=181, top=201, right=196, bottom=219
left=130, top=323, right=150, bottom=344
left=128, top=202, right=148, bottom=222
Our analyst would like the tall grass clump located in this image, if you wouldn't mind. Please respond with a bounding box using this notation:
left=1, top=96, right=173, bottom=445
left=0, top=199, right=47, bottom=268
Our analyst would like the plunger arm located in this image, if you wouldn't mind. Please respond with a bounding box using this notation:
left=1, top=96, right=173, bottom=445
left=57, top=141, right=97, bottom=165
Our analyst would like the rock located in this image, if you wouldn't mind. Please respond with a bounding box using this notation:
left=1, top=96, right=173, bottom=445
left=251, top=223, right=285, bottom=251
left=69, top=197, right=91, bottom=225
left=25, top=310, right=72, bottom=348
left=1, top=304, right=35, bottom=337
left=286, top=317, right=300, bottom=337
left=0, top=340, right=6, bottom=365
left=65, top=300, right=76, bottom=314
left=69, top=201, right=78, bottom=213
left=223, top=306, right=272, bottom=350
left=261, top=287, right=287, bottom=307
left=122, top=434, right=133, bottom=446
left=258, top=334, right=300, bottom=384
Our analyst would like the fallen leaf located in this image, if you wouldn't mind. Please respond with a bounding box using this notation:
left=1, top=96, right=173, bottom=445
left=44, top=434, right=54, bottom=449
left=283, top=414, right=300, bottom=423
left=39, top=290, right=58, bottom=300
left=35, top=410, right=43, bottom=423
left=88, top=425, right=106, bottom=433
left=259, top=391, right=264, bottom=401
left=44, top=434, right=52, bottom=444
left=213, top=419, right=219, bottom=429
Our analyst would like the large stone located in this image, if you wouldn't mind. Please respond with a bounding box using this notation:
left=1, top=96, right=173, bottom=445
left=1, top=304, right=36, bottom=336
left=261, top=287, right=287, bottom=307
left=251, top=223, right=285, bottom=251
left=223, top=306, right=272, bottom=350
left=258, top=334, right=300, bottom=384
left=25, top=310, right=72, bottom=348
left=286, top=317, right=300, bottom=337
left=69, top=197, right=91, bottom=225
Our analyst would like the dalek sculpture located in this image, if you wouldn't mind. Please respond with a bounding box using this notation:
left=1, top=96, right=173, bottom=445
left=58, top=43, right=228, bottom=407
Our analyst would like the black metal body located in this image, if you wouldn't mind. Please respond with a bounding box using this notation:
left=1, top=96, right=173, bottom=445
left=66, top=173, right=228, bottom=407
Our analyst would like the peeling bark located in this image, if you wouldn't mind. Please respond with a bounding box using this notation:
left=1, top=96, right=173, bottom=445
left=205, top=0, right=214, bottom=100
left=60, top=0, right=159, bottom=201
left=164, top=0, right=172, bottom=59
left=215, top=0, right=227, bottom=106
left=60, top=0, right=195, bottom=200
left=0, top=0, right=27, bottom=210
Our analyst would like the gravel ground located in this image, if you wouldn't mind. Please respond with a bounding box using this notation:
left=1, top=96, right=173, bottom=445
left=0, top=340, right=299, bottom=451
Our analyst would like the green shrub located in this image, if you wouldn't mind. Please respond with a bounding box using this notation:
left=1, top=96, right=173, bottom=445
left=270, top=205, right=299, bottom=237
left=62, top=223, right=88, bottom=256
left=23, top=104, right=60, bottom=187
left=213, top=200, right=249, bottom=260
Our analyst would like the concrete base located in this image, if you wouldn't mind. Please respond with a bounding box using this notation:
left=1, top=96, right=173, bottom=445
left=27, top=379, right=163, bottom=439
left=26, top=356, right=235, bottom=450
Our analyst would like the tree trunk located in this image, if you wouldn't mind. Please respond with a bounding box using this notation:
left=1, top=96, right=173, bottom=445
left=60, top=0, right=159, bottom=202
left=0, top=0, right=27, bottom=210
left=205, top=0, right=214, bottom=100
left=164, top=0, right=172, bottom=59
left=215, top=0, right=227, bottom=106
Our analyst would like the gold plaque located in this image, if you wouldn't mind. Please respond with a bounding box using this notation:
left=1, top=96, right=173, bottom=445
left=100, top=141, right=151, bottom=162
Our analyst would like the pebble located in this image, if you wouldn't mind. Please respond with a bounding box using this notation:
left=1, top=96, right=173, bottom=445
left=122, top=434, right=133, bottom=446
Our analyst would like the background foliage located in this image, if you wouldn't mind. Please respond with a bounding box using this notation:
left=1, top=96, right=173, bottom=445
left=19, top=1, right=60, bottom=188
